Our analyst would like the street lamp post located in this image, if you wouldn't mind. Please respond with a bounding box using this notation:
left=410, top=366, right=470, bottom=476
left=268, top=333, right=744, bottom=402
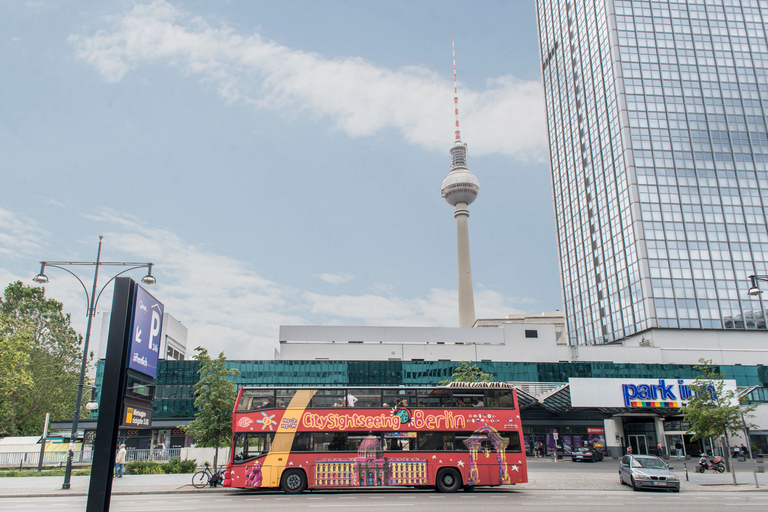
left=32, top=236, right=156, bottom=490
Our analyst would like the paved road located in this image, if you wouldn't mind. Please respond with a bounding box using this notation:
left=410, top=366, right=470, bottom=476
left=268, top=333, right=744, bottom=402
left=3, top=489, right=768, bottom=512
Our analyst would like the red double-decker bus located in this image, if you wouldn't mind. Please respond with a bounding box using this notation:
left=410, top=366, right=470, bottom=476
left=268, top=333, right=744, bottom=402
left=222, top=383, right=527, bottom=493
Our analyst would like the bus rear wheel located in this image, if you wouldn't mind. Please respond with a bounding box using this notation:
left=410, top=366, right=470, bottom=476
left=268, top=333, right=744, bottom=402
left=281, top=469, right=307, bottom=494
left=436, top=468, right=461, bottom=493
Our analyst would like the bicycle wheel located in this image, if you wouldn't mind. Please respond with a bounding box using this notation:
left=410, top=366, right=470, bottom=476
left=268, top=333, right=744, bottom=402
left=192, top=471, right=209, bottom=489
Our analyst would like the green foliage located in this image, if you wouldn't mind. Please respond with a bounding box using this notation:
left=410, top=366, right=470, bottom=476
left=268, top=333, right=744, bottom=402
left=181, top=347, right=240, bottom=469
left=681, top=358, right=758, bottom=483
left=439, top=361, right=493, bottom=385
left=163, top=458, right=197, bottom=474
left=0, top=468, right=90, bottom=477
left=680, top=359, right=757, bottom=441
left=124, top=459, right=197, bottom=474
left=0, top=281, right=87, bottom=436
left=126, top=460, right=164, bottom=475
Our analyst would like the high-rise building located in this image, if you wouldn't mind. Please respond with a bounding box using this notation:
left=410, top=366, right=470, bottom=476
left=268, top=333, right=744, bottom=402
left=536, top=0, right=768, bottom=345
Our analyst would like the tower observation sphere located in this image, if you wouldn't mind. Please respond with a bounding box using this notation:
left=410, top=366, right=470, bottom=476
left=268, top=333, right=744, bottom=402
left=441, top=141, right=479, bottom=207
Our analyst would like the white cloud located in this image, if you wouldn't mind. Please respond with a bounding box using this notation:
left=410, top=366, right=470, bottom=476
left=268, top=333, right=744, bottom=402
left=69, top=0, right=547, bottom=160
left=0, top=208, right=47, bottom=259
left=302, top=287, right=525, bottom=327
left=4, top=210, right=533, bottom=359
left=314, top=272, right=354, bottom=285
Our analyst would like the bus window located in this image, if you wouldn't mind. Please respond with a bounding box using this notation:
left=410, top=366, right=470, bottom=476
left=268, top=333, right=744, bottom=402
left=424, top=388, right=452, bottom=406
left=452, top=390, right=485, bottom=408
left=500, top=432, right=522, bottom=453
left=417, top=431, right=452, bottom=451
left=382, top=390, right=415, bottom=408
left=309, top=390, right=344, bottom=408
left=347, top=389, right=380, bottom=408
left=415, top=389, right=441, bottom=407
left=233, top=432, right=275, bottom=461
left=291, top=432, right=312, bottom=452
left=276, top=389, right=296, bottom=408
left=237, top=390, right=276, bottom=411
left=384, top=433, right=416, bottom=451
left=347, top=433, right=381, bottom=453
left=489, top=389, right=515, bottom=408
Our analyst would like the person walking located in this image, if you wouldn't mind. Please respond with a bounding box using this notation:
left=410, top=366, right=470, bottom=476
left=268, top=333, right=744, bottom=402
left=657, top=441, right=664, bottom=457
left=675, top=440, right=683, bottom=460
left=114, top=444, right=127, bottom=478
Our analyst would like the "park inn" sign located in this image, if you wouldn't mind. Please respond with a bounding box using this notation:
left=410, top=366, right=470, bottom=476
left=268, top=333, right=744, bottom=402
left=568, top=377, right=738, bottom=409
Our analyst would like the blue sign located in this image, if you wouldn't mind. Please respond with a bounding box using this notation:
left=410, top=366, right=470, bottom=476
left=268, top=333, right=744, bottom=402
left=127, top=284, right=164, bottom=378
left=621, top=379, right=715, bottom=407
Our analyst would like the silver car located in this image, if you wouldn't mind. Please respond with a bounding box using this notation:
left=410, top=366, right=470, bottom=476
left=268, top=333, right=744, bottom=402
left=619, top=454, right=680, bottom=492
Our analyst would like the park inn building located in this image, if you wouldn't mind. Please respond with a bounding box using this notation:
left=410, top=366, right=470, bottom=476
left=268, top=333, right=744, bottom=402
left=68, top=315, right=768, bottom=460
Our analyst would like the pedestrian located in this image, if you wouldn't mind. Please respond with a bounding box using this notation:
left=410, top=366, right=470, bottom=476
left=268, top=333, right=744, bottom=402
left=675, top=440, right=683, bottom=460
left=740, top=444, right=748, bottom=457
left=657, top=441, right=664, bottom=457
left=626, top=445, right=633, bottom=454
left=114, top=443, right=126, bottom=478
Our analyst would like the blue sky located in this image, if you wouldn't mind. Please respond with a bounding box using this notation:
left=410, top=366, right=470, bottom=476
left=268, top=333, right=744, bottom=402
left=0, top=0, right=562, bottom=359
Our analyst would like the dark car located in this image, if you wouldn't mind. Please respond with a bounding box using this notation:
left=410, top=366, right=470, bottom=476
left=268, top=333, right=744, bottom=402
left=571, top=446, right=604, bottom=462
left=619, top=454, right=680, bottom=492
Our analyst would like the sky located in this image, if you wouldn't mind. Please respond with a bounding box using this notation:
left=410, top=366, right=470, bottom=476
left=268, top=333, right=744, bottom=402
left=0, top=0, right=562, bottom=360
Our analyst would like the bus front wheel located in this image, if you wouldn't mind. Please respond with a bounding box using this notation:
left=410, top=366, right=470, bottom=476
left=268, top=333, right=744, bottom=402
left=281, top=469, right=307, bottom=494
left=436, top=468, right=462, bottom=493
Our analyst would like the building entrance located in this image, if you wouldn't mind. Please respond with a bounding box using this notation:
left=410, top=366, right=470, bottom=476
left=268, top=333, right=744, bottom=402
left=628, top=434, right=648, bottom=455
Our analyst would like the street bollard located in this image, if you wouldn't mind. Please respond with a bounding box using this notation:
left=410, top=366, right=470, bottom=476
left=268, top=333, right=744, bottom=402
left=684, top=462, right=689, bottom=481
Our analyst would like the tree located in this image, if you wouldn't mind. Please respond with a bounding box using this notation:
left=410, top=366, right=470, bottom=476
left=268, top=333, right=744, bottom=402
left=680, top=358, right=757, bottom=485
left=182, top=347, right=240, bottom=470
left=0, top=281, right=86, bottom=436
left=439, top=361, right=494, bottom=385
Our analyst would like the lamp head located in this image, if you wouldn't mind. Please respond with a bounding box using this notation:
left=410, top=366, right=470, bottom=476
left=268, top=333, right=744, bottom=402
left=748, top=275, right=762, bottom=296
left=32, top=263, right=48, bottom=284
left=85, top=400, right=99, bottom=411
left=141, top=264, right=157, bottom=285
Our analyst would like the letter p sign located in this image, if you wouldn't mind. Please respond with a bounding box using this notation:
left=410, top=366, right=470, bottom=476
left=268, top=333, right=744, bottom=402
left=150, top=310, right=161, bottom=353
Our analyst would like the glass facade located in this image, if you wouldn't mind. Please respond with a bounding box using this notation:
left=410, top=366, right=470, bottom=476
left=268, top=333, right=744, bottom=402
left=537, top=0, right=768, bottom=344
left=94, top=359, right=768, bottom=419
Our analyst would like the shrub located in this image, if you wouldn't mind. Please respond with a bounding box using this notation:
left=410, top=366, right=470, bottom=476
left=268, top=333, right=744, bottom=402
left=126, top=460, right=164, bottom=475
left=163, top=458, right=197, bottom=474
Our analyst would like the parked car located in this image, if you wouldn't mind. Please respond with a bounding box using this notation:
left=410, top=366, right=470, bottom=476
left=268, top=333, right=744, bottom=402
left=571, top=446, right=604, bottom=462
left=619, top=454, right=680, bottom=492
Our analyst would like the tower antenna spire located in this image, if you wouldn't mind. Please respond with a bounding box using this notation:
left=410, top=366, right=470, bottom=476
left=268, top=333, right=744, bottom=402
left=452, top=37, right=461, bottom=141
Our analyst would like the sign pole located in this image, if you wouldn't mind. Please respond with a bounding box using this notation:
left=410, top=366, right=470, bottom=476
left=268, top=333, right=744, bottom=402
left=86, top=277, right=135, bottom=512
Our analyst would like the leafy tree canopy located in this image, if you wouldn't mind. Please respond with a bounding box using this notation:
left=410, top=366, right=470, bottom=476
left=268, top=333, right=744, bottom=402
left=181, top=347, right=240, bottom=469
left=680, top=358, right=757, bottom=484
left=439, top=361, right=494, bottom=385
left=0, top=281, right=87, bottom=436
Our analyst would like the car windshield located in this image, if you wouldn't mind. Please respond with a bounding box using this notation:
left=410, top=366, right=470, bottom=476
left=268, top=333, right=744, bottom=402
left=576, top=447, right=591, bottom=453
left=635, top=458, right=666, bottom=469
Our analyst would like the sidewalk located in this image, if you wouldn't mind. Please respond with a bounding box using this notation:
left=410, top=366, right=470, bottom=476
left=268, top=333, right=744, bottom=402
left=0, top=465, right=766, bottom=498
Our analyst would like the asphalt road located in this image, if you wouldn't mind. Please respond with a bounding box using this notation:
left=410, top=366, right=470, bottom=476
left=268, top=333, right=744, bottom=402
left=3, top=489, right=768, bottom=512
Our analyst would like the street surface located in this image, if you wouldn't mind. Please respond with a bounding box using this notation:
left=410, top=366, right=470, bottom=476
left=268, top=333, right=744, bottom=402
left=2, top=489, right=768, bottom=511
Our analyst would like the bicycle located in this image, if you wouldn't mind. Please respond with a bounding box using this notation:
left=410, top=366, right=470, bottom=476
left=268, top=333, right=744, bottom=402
left=192, top=464, right=224, bottom=489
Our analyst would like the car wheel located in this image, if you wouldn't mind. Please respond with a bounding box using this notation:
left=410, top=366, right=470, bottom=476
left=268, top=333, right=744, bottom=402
left=619, top=473, right=625, bottom=486
left=631, top=477, right=639, bottom=491
left=281, top=469, right=307, bottom=494
left=672, top=487, right=680, bottom=493
left=436, top=468, right=462, bottom=493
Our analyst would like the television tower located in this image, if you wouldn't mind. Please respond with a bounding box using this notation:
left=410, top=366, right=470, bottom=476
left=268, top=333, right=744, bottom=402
left=441, top=38, right=478, bottom=328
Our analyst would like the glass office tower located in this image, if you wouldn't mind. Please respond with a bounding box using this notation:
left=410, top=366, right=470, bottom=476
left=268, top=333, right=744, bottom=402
left=536, top=0, right=768, bottom=345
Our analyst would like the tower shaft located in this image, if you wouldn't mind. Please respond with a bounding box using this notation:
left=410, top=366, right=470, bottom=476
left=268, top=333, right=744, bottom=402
left=454, top=203, right=475, bottom=327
